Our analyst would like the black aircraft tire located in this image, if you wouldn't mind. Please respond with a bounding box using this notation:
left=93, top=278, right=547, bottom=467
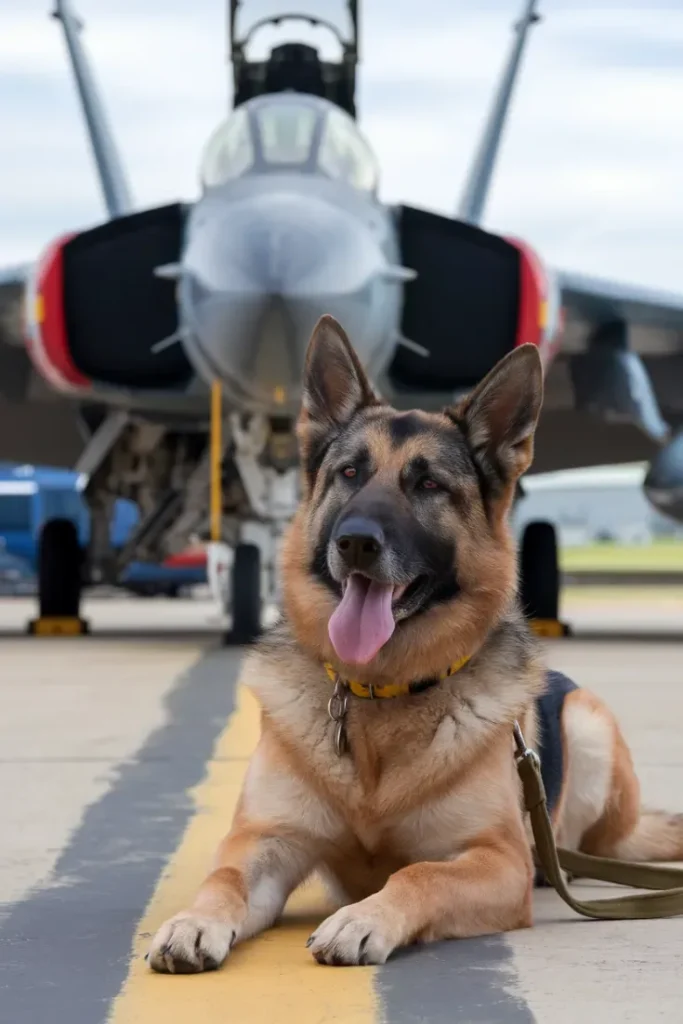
left=519, top=520, right=559, bottom=621
left=230, top=543, right=262, bottom=645
left=38, top=518, right=83, bottom=618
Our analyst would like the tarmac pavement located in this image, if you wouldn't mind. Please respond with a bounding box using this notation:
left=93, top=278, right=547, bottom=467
left=0, top=592, right=681, bottom=1023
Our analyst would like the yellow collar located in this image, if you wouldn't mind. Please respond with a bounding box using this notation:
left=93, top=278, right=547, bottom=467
left=324, top=654, right=471, bottom=700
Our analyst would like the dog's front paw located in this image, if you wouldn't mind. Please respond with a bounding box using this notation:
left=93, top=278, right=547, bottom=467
left=307, top=897, right=400, bottom=966
left=147, top=911, right=236, bottom=974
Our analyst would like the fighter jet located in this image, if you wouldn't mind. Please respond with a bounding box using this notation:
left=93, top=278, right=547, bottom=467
left=1, top=0, right=683, bottom=640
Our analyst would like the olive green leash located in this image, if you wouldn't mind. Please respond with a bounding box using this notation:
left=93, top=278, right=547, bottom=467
left=514, top=722, right=683, bottom=919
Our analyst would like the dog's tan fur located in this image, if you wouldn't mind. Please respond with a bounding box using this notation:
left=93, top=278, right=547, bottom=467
left=149, top=317, right=683, bottom=973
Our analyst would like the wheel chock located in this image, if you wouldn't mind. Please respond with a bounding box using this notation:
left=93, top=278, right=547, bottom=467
left=528, top=618, right=571, bottom=638
left=27, top=617, right=90, bottom=636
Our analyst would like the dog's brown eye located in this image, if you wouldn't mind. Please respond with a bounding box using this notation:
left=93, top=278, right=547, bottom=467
left=342, top=466, right=357, bottom=479
left=421, top=478, right=439, bottom=490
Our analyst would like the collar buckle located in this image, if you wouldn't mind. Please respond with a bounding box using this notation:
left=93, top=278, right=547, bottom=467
left=323, top=653, right=473, bottom=755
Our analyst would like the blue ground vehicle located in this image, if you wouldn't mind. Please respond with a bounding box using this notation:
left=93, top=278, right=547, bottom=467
left=0, top=464, right=206, bottom=595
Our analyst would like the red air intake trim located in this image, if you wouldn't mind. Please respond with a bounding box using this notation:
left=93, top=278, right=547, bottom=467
left=26, top=233, right=92, bottom=392
left=506, top=235, right=546, bottom=349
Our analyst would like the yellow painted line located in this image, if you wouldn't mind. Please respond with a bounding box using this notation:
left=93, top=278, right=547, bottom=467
left=108, top=683, right=379, bottom=1024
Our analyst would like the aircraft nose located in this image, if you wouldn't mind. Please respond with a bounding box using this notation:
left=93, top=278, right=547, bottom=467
left=178, top=192, right=388, bottom=410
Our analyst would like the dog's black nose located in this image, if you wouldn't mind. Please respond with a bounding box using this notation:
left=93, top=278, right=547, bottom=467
left=334, top=516, right=384, bottom=572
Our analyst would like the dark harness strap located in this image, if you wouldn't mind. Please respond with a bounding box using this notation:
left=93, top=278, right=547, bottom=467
left=535, top=670, right=578, bottom=818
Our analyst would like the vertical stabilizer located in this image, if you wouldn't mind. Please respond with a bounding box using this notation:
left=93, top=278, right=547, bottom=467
left=456, top=0, right=541, bottom=226
left=53, top=1, right=133, bottom=218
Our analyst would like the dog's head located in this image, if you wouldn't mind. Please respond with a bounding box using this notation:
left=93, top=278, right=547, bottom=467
left=281, top=315, right=544, bottom=682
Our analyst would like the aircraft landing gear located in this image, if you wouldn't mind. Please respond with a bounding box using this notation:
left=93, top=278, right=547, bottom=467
left=216, top=412, right=299, bottom=646
left=29, top=518, right=89, bottom=635
left=229, top=542, right=262, bottom=645
left=519, top=520, right=570, bottom=638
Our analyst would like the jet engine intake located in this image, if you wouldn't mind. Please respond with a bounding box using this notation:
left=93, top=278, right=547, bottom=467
left=25, top=205, right=193, bottom=394
left=390, top=205, right=560, bottom=392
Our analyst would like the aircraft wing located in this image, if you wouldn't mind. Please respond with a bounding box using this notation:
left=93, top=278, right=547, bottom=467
left=557, top=270, right=683, bottom=335
left=0, top=262, right=33, bottom=402
left=537, top=268, right=683, bottom=474
left=0, top=263, right=29, bottom=348
left=0, top=261, right=87, bottom=467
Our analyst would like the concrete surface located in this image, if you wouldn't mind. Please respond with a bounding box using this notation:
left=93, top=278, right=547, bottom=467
left=562, top=586, right=683, bottom=636
left=0, top=595, right=223, bottom=637
left=510, top=638, right=683, bottom=1024
left=0, top=594, right=681, bottom=1022
left=0, top=638, right=202, bottom=908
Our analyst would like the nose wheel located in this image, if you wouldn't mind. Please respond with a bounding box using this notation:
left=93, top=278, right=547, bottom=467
left=227, top=542, right=262, bottom=645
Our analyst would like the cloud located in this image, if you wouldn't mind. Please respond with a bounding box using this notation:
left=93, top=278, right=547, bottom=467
left=0, top=0, right=682, bottom=295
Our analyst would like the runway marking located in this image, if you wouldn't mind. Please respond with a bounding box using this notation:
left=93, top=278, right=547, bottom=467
left=0, top=645, right=239, bottom=1024
left=108, top=682, right=379, bottom=1024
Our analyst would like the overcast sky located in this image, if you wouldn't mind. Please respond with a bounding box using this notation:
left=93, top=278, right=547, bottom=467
left=1, top=0, right=682, bottom=293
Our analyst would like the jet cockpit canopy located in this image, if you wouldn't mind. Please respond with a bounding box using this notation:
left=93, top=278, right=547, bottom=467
left=200, top=94, right=378, bottom=193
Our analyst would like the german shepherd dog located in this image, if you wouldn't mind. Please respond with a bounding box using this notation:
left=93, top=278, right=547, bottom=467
left=149, top=316, right=683, bottom=973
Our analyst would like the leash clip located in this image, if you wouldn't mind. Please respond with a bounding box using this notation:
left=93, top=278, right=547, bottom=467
left=513, top=720, right=541, bottom=770
left=327, top=678, right=350, bottom=756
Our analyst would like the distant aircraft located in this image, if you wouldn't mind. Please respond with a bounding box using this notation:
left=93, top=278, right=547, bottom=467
left=1, top=0, right=683, bottom=639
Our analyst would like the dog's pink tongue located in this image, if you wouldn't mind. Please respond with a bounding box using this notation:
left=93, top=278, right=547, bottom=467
left=328, top=575, right=395, bottom=665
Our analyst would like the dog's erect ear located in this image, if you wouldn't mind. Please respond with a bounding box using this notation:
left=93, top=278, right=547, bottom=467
left=298, top=315, right=378, bottom=466
left=449, top=344, right=544, bottom=487
left=301, top=315, right=376, bottom=425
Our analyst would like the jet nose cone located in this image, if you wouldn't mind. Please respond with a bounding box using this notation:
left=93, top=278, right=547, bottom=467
left=185, top=280, right=299, bottom=409
left=178, top=191, right=389, bottom=410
